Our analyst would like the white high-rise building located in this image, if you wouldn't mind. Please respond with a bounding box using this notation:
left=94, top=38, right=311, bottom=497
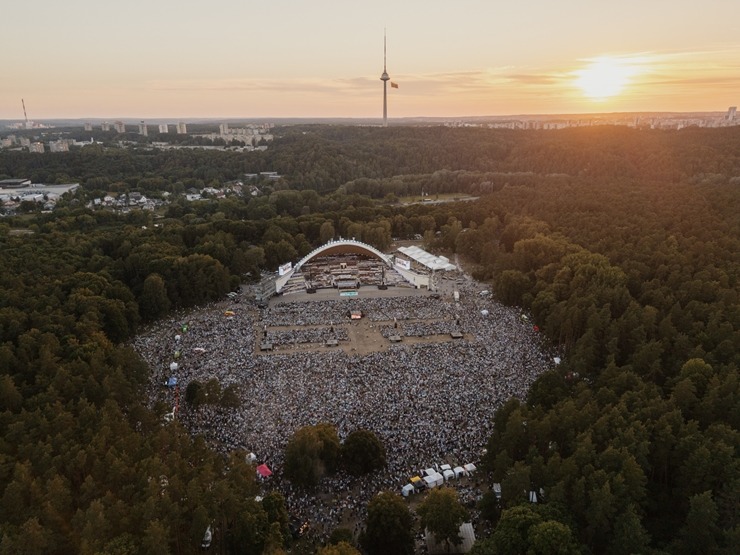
left=159, top=124, right=169, bottom=134
left=101, top=122, right=111, bottom=132
left=176, top=122, right=187, bottom=134
left=49, top=140, right=69, bottom=153
left=728, top=107, right=737, bottom=122
left=84, top=123, right=92, bottom=131
left=114, top=121, right=126, bottom=133
left=139, top=121, right=148, bottom=136
left=219, top=123, right=229, bottom=135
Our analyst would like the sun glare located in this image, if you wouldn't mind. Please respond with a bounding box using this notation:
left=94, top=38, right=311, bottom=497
left=574, top=57, right=637, bottom=100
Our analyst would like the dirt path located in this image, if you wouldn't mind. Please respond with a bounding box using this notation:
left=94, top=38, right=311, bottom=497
left=254, top=315, right=472, bottom=357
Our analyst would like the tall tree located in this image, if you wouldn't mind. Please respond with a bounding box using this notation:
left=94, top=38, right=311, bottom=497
left=528, top=520, right=580, bottom=555
left=607, top=504, right=651, bottom=555
left=317, top=542, right=361, bottom=555
left=491, top=505, right=542, bottom=555
left=341, top=429, right=386, bottom=475
left=673, top=491, right=721, bottom=555
left=362, top=492, right=415, bottom=555
left=141, top=519, right=170, bottom=555
left=417, top=488, right=469, bottom=552
left=284, top=423, right=340, bottom=488
left=319, top=220, right=336, bottom=244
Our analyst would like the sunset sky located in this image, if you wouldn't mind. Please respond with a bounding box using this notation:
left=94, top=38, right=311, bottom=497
left=2, top=0, right=739, bottom=120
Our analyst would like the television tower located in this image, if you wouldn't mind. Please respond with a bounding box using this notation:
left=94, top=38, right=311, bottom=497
left=380, top=30, right=390, bottom=127
left=21, top=99, right=30, bottom=129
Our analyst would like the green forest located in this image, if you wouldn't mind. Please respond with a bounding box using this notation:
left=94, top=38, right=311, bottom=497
left=0, top=125, right=738, bottom=554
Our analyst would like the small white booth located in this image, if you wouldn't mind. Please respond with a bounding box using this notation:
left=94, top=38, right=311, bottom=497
left=424, top=473, right=444, bottom=488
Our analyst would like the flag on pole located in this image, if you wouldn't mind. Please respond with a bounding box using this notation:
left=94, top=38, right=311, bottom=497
left=390, top=82, right=399, bottom=88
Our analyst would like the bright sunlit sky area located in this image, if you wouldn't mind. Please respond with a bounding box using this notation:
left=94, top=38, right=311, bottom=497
left=2, top=0, right=739, bottom=119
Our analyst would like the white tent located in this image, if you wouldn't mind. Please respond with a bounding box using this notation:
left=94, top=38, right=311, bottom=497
left=423, top=475, right=439, bottom=489
left=169, top=362, right=178, bottom=371
left=453, top=466, right=466, bottom=479
left=201, top=525, right=212, bottom=549
left=463, top=463, right=477, bottom=474
left=480, top=309, right=489, bottom=317
left=175, top=334, right=181, bottom=342
left=424, top=467, right=436, bottom=477
left=443, top=469, right=455, bottom=482
left=402, top=484, right=415, bottom=497
left=246, top=452, right=257, bottom=462
left=493, top=483, right=502, bottom=499
left=432, top=472, right=444, bottom=486
left=529, top=490, right=538, bottom=503
left=440, top=464, right=452, bottom=472
left=553, top=356, right=562, bottom=364
left=397, top=245, right=457, bottom=271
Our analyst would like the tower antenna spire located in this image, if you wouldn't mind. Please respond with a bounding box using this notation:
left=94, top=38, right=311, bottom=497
left=384, top=28, right=387, bottom=72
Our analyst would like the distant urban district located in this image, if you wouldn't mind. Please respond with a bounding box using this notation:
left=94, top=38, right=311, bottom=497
left=0, top=124, right=738, bottom=555
left=1, top=108, right=738, bottom=216
left=1, top=105, right=738, bottom=154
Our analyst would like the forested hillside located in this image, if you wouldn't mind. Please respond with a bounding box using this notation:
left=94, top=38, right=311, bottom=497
left=2, top=125, right=740, bottom=192
left=461, top=179, right=739, bottom=554
left=0, top=125, right=738, bottom=554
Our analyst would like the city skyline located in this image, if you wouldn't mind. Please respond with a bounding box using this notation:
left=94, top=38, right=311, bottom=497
left=2, top=1, right=740, bottom=120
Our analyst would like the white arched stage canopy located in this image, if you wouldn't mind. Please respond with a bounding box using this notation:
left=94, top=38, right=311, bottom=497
left=275, top=239, right=393, bottom=293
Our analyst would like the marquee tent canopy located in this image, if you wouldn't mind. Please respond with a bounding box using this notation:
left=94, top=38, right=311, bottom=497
left=397, top=246, right=457, bottom=271
left=256, top=464, right=272, bottom=478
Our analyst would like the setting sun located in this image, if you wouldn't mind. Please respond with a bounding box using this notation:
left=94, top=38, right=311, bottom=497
left=574, top=57, right=638, bottom=100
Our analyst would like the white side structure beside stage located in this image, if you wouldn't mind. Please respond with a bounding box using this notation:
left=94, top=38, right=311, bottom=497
left=397, top=245, right=457, bottom=272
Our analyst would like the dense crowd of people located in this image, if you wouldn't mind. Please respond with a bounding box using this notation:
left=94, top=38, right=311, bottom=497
left=133, top=276, right=555, bottom=539
left=264, top=326, right=350, bottom=346
left=379, top=320, right=460, bottom=338
left=261, top=295, right=452, bottom=326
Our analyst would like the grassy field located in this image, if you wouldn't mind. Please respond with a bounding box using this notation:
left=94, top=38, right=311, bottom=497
left=398, top=192, right=474, bottom=204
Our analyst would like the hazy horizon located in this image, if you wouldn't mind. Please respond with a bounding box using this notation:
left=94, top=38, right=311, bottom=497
left=3, top=1, right=739, bottom=120
left=1, top=109, right=733, bottom=126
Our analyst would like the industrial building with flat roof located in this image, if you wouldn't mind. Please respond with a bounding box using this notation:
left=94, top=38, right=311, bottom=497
left=0, top=178, right=32, bottom=189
